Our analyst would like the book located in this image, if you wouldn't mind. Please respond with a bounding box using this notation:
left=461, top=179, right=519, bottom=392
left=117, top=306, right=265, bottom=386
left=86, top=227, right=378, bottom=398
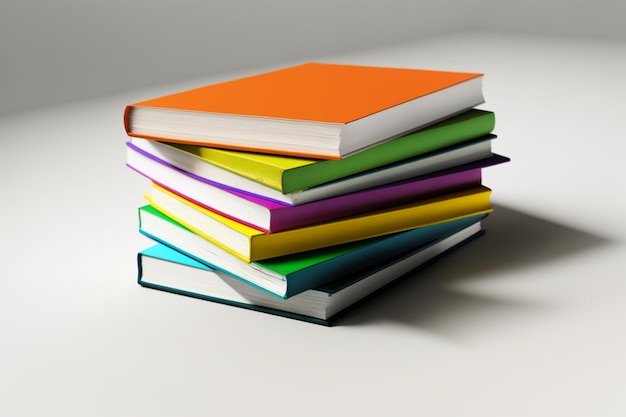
left=126, top=135, right=495, bottom=206
left=124, top=62, right=484, bottom=159
left=144, top=154, right=508, bottom=233
left=137, top=219, right=485, bottom=325
left=138, top=204, right=487, bottom=299
left=129, top=109, right=495, bottom=193
left=143, top=184, right=492, bottom=262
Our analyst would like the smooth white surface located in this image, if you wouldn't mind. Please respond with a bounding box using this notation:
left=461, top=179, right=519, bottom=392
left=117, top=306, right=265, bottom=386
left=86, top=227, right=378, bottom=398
left=1, top=32, right=625, bottom=416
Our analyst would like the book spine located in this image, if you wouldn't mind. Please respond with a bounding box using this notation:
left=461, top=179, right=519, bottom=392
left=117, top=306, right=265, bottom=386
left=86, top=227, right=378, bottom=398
left=251, top=187, right=492, bottom=261
left=284, top=214, right=486, bottom=297
left=270, top=168, right=482, bottom=232
left=282, top=110, right=495, bottom=193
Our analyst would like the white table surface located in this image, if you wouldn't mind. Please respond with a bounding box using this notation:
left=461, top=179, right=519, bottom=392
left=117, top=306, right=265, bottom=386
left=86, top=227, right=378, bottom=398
left=2, top=31, right=625, bottom=417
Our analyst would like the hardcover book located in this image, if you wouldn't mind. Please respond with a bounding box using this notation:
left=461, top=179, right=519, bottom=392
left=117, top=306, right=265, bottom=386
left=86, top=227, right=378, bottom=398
left=137, top=219, right=485, bottom=325
left=129, top=109, right=495, bottom=193
left=126, top=135, right=495, bottom=206
left=144, top=184, right=492, bottom=262
left=145, top=154, right=508, bottom=232
left=146, top=166, right=486, bottom=233
left=124, top=62, right=484, bottom=159
left=138, top=204, right=487, bottom=299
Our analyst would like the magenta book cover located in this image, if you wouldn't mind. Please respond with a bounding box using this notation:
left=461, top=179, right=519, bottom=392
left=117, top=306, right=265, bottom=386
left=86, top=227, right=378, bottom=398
left=152, top=157, right=507, bottom=233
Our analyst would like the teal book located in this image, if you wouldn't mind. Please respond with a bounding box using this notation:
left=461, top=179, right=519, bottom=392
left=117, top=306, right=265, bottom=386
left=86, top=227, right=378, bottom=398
left=137, top=219, right=485, bottom=325
left=138, top=204, right=487, bottom=299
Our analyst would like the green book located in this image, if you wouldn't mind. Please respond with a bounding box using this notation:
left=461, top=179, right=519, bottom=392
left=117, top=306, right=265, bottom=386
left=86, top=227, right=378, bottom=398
left=138, top=204, right=488, bottom=299
left=130, top=109, right=495, bottom=193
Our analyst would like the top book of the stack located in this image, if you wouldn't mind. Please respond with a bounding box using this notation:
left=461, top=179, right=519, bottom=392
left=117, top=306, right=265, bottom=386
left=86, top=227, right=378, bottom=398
left=124, top=62, right=484, bottom=160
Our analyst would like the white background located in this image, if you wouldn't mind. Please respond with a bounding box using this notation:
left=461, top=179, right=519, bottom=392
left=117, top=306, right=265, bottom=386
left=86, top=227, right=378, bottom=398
left=1, top=2, right=626, bottom=416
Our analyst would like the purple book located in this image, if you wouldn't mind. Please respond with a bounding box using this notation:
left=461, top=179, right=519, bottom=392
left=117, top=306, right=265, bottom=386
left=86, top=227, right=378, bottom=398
left=127, top=142, right=508, bottom=232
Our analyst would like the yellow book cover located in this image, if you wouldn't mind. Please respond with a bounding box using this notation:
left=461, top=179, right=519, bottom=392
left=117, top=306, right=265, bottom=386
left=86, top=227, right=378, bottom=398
left=146, top=183, right=492, bottom=262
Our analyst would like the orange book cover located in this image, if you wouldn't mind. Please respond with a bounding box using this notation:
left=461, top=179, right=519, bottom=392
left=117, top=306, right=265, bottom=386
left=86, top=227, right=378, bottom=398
left=124, top=62, right=483, bottom=159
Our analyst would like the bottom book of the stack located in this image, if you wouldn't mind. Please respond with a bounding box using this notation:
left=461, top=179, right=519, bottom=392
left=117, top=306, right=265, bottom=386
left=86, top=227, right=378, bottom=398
left=137, top=218, right=485, bottom=325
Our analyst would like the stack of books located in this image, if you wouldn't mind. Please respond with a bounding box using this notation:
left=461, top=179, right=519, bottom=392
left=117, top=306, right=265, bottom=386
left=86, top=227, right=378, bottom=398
left=123, top=62, right=509, bottom=325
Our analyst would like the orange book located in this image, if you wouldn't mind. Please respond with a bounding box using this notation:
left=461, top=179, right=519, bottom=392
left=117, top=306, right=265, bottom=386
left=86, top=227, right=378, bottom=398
left=124, top=62, right=484, bottom=159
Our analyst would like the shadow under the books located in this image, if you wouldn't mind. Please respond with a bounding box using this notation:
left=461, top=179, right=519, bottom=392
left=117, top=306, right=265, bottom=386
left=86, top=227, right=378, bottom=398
left=335, top=203, right=613, bottom=334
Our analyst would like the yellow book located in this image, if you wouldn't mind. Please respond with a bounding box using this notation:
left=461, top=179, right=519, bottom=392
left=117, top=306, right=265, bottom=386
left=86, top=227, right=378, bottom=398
left=146, top=183, right=492, bottom=262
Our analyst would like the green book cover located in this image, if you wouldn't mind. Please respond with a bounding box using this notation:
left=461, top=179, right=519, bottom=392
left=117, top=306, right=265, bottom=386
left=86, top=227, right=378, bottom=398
left=160, top=109, right=495, bottom=193
left=138, top=204, right=487, bottom=298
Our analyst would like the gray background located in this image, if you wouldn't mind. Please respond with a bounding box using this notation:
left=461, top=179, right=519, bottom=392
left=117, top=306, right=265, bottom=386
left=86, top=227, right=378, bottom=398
left=2, top=0, right=625, bottom=116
